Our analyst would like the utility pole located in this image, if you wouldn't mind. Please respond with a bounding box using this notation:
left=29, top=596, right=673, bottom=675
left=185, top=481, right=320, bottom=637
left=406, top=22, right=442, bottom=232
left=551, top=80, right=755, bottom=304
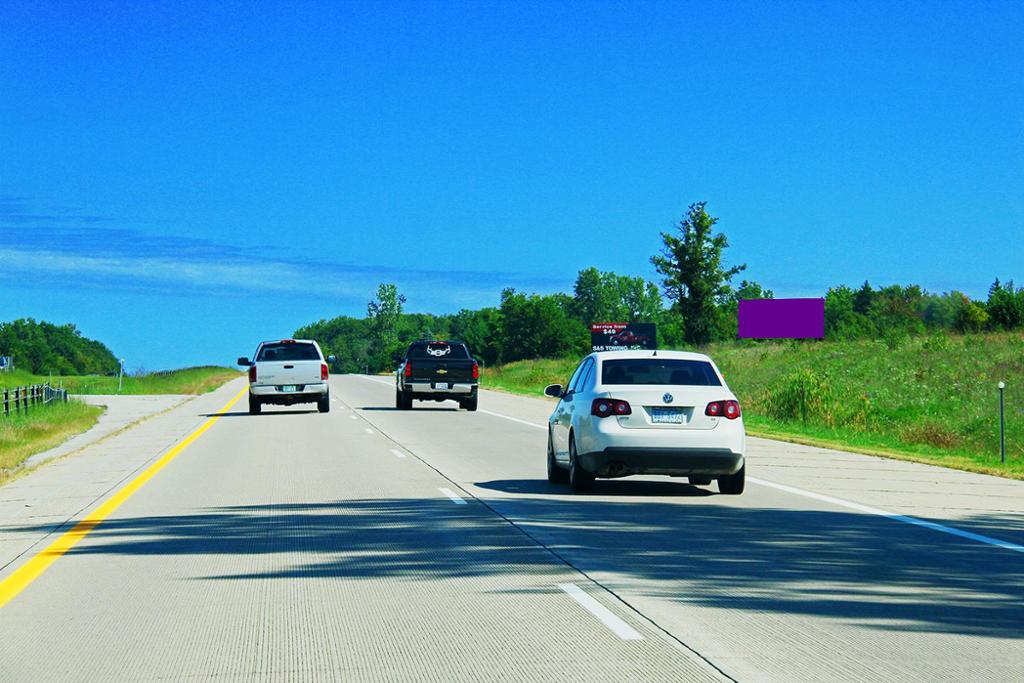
left=118, top=359, right=125, bottom=392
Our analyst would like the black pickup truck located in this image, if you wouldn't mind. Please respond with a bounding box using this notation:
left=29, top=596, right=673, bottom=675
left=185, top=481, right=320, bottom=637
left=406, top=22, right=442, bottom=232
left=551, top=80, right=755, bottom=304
left=395, top=340, right=479, bottom=411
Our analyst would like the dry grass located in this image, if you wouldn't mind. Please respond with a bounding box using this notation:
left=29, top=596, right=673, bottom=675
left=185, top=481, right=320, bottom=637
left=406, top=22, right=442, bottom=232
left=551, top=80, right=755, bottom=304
left=0, top=401, right=104, bottom=482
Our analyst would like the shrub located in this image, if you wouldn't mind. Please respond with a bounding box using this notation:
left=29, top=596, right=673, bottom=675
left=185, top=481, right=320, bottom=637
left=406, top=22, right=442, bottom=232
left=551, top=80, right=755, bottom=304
left=764, top=368, right=837, bottom=426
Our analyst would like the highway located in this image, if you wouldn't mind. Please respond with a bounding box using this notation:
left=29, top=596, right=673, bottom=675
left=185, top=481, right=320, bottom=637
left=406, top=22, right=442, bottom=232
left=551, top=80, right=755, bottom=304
left=1, top=376, right=1022, bottom=682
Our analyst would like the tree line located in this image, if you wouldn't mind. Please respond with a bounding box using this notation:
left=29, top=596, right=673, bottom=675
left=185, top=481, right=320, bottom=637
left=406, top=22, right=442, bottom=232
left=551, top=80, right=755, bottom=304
left=298, top=202, right=1023, bottom=374
left=0, top=318, right=119, bottom=375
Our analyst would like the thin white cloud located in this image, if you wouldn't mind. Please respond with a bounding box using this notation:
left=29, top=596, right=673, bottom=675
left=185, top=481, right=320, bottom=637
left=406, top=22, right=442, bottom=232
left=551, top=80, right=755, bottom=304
left=0, top=241, right=567, bottom=311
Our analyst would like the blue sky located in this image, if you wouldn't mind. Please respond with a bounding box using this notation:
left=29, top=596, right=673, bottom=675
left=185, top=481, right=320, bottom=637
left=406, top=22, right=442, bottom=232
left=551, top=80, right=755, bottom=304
left=1, top=0, right=1022, bottom=369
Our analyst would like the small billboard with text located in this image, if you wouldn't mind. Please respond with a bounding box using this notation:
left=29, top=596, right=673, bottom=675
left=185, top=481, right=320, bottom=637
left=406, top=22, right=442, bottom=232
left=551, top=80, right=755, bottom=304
left=591, top=323, right=657, bottom=352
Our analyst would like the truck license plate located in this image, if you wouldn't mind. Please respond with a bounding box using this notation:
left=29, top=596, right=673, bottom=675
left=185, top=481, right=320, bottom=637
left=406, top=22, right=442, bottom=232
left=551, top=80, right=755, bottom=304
left=435, top=382, right=449, bottom=390
left=280, top=385, right=297, bottom=393
left=651, top=407, right=684, bottom=424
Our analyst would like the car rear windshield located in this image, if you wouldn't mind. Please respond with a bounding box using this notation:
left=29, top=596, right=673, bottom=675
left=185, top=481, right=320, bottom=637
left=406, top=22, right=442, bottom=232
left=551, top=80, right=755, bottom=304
left=601, top=358, right=722, bottom=386
left=257, top=342, right=321, bottom=362
left=407, top=342, right=470, bottom=359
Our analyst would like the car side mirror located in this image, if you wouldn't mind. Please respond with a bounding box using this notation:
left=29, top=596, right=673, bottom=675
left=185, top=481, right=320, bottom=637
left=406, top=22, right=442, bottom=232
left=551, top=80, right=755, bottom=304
left=236, top=357, right=251, bottom=366
left=327, top=355, right=336, bottom=363
left=544, top=384, right=563, bottom=398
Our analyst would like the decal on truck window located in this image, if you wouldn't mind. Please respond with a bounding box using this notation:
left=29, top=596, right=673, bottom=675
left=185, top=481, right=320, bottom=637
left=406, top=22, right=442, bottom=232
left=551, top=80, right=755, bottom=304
left=426, top=344, right=451, bottom=357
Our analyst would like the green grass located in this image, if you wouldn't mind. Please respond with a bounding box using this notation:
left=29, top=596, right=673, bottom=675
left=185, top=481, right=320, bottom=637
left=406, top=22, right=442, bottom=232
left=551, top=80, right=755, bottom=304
left=481, top=332, right=1024, bottom=479
left=482, top=358, right=577, bottom=396
left=0, top=400, right=104, bottom=483
left=0, top=366, right=241, bottom=395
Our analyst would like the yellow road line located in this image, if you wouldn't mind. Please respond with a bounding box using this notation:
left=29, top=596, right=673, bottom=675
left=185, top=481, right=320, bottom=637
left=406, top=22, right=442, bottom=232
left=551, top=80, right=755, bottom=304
left=0, top=385, right=248, bottom=609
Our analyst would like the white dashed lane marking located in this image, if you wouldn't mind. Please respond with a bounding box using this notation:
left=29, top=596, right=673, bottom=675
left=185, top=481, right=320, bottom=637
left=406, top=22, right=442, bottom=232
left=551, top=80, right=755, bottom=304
left=440, top=488, right=467, bottom=505
left=558, top=583, right=644, bottom=641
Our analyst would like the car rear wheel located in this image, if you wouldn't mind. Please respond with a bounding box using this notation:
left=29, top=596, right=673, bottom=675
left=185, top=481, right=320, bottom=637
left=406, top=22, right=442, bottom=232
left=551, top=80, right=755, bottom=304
left=317, top=394, right=330, bottom=413
left=399, top=391, right=413, bottom=410
left=568, top=437, right=594, bottom=492
left=461, top=394, right=479, bottom=412
left=547, top=430, right=568, bottom=484
left=718, top=465, right=745, bottom=495
left=248, top=393, right=261, bottom=415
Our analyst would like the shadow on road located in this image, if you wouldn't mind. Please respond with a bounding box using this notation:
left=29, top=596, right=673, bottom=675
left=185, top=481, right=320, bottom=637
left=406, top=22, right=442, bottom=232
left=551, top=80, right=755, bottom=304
left=360, top=406, right=459, bottom=412
left=13, top=496, right=1024, bottom=639
left=475, top=478, right=715, bottom=497
left=201, top=410, right=319, bottom=418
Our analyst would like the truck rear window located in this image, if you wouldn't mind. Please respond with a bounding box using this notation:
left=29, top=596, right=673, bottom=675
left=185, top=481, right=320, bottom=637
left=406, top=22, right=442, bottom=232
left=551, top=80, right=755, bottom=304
left=601, top=359, right=722, bottom=386
left=257, top=343, right=320, bottom=362
left=407, top=342, right=470, bottom=360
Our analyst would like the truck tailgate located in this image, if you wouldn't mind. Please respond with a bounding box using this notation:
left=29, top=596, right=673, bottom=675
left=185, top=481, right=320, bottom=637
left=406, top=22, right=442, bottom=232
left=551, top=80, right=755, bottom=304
left=408, top=359, right=475, bottom=383
left=256, top=360, right=322, bottom=385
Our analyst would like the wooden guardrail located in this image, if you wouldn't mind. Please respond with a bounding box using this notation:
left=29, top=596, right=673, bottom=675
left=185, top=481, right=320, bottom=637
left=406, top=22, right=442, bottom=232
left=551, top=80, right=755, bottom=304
left=1, top=384, right=69, bottom=417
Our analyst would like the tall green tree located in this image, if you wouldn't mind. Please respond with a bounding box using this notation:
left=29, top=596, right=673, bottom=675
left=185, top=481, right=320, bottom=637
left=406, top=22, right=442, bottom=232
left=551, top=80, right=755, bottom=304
left=499, top=289, right=587, bottom=361
left=651, top=202, right=746, bottom=344
left=987, top=279, right=1024, bottom=330
left=571, top=267, right=662, bottom=324
left=366, top=283, right=407, bottom=370
left=450, top=307, right=502, bottom=365
left=0, top=318, right=118, bottom=374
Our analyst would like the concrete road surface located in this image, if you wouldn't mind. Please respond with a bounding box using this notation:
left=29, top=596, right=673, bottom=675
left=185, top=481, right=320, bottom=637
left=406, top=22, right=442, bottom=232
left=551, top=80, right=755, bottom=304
left=1, top=375, right=1022, bottom=682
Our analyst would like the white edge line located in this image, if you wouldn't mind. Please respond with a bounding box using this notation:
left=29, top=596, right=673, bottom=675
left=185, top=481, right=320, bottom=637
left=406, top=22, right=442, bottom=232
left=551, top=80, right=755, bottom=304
left=390, top=449, right=407, bottom=459
left=440, top=488, right=467, bottom=505
left=479, top=408, right=547, bottom=431
left=361, top=374, right=546, bottom=430
left=558, top=583, right=643, bottom=640
left=357, top=372, right=1024, bottom=555
left=748, top=476, right=1024, bottom=554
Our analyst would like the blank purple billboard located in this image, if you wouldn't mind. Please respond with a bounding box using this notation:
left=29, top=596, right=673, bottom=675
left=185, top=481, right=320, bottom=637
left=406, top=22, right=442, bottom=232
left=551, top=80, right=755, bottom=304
left=738, top=298, right=825, bottom=339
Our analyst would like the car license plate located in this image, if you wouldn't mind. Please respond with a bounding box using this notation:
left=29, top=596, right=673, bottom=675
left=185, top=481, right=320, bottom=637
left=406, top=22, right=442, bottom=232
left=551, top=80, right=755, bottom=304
left=651, top=407, right=684, bottom=424
left=280, top=385, right=297, bottom=393
left=435, top=382, right=449, bottom=390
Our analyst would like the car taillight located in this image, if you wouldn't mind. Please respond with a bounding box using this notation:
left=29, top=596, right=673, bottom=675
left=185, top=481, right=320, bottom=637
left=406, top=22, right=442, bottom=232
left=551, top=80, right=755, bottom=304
left=472, top=362, right=479, bottom=380
left=404, top=361, right=412, bottom=378
left=706, top=400, right=741, bottom=419
left=321, top=363, right=329, bottom=380
left=248, top=365, right=257, bottom=383
left=592, top=398, right=632, bottom=418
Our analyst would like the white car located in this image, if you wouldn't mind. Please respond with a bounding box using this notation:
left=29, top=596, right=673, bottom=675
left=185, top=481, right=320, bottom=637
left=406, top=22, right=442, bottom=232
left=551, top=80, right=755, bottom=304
left=237, top=339, right=335, bottom=415
left=544, top=350, right=746, bottom=494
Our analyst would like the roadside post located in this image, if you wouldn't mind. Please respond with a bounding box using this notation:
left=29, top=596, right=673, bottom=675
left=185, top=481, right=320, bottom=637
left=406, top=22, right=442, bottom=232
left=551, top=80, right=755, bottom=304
left=998, top=381, right=1006, bottom=464
left=118, top=358, right=125, bottom=392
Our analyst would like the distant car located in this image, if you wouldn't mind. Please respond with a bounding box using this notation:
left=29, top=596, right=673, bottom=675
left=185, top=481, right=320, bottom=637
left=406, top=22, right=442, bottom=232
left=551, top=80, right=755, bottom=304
left=544, top=350, right=746, bottom=494
left=395, top=340, right=480, bottom=411
left=237, top=339, right=335, bottom=415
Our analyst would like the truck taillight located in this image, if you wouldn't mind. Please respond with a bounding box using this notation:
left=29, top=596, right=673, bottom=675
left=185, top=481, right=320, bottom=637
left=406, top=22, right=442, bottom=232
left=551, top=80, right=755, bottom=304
left=592, top=398, right=632, bottom=418
left=706, top=400, right=741, bottom=419
left=321, top=363, right=329, bottom=381
left=248, top=365, right=257, bottom=383
left=404, top=361, right=412, bottom=378
left=472, top=362, right=479, bottom=380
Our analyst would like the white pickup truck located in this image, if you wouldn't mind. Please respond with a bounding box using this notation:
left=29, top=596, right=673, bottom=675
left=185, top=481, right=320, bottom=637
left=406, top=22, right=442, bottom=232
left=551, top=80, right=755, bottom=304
left=237, top=339, right=335, bottom=415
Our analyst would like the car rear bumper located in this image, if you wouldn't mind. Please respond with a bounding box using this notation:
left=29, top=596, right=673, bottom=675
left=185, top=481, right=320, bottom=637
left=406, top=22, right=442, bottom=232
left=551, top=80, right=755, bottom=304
left=578, top=447, right=744, bottom=477
left=250, top=382, right=328, bottom=404
left=406, top=383, right=477, bottom=396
